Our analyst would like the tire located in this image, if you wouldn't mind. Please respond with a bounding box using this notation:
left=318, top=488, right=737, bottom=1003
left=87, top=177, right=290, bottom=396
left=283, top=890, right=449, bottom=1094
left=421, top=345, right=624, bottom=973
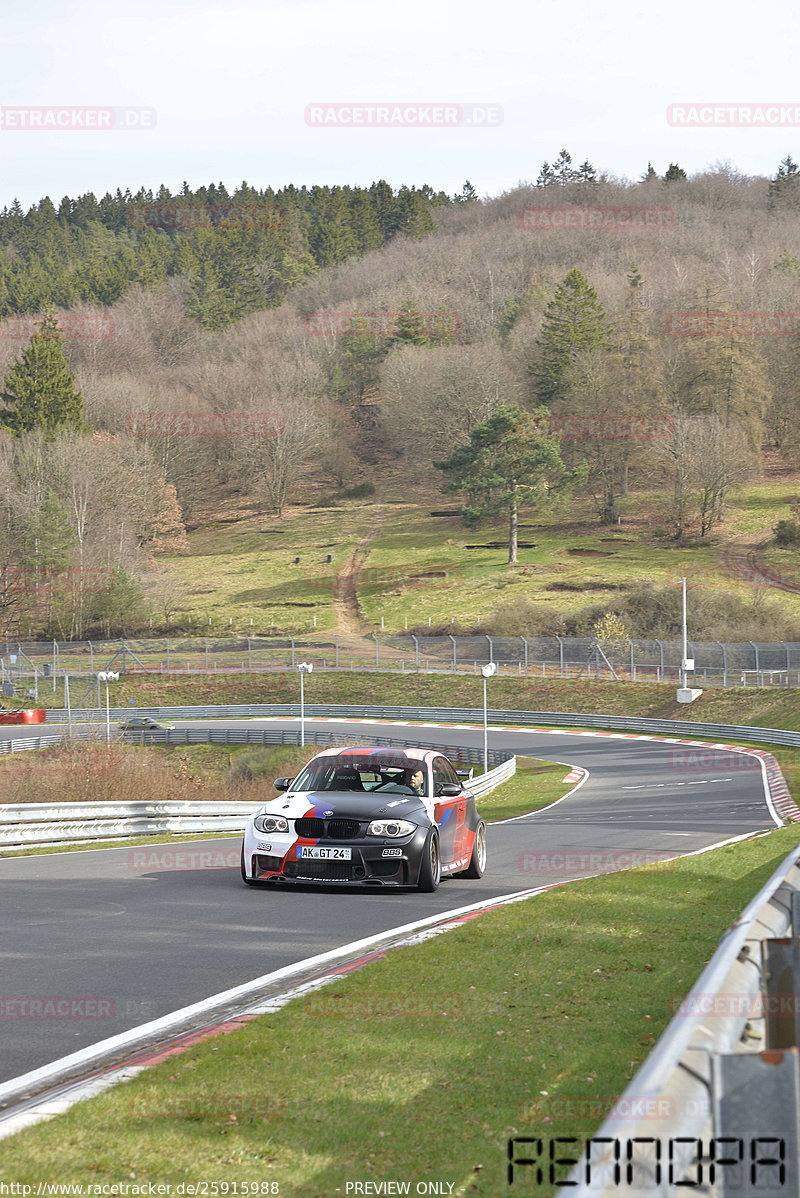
left=417, top=829, right=441, bottom=892
left=461, top=821, right=487, bottom=879
left=241, top=846, right=259, bottom=887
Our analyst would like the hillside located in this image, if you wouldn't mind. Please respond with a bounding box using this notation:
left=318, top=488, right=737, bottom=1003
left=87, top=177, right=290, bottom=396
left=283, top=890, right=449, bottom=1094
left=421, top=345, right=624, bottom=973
left=3, top=158, right=800, bottom=639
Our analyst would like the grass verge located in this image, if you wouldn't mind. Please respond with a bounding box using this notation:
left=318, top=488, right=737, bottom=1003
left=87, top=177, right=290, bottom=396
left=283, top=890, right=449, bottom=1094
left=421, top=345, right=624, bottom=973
left=2, top=826, right=799, bottom=1194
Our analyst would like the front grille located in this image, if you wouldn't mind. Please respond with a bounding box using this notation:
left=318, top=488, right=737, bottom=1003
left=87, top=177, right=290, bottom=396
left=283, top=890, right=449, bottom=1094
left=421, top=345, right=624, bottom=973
left=294, top=818, right=361, bottom=839
left=291, top=860, right=353, bottom=881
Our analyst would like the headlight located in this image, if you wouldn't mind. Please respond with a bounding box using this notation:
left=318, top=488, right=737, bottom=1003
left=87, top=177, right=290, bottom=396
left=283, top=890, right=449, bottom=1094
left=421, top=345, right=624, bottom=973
left=367, top=819, right=416, bottom=838
left=253, top=814, right=290, bottom=833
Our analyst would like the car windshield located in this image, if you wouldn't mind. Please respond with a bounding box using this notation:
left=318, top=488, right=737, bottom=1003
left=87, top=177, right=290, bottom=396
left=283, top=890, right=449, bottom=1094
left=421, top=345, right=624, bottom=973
left=291, top=754, right=427, bottom=796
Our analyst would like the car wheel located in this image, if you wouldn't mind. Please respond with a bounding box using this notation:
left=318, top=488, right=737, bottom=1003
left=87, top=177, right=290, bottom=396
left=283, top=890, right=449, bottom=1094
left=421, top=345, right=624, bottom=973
left=417, top=829, right=441, bottom=892
left=461, top=821, right=487, bottom=879
left=240, top=846, right=259, bottom=887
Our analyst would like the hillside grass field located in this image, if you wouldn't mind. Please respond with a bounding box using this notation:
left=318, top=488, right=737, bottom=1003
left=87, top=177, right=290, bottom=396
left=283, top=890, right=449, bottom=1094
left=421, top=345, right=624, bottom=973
left=155, top=473, right=800, bottom=638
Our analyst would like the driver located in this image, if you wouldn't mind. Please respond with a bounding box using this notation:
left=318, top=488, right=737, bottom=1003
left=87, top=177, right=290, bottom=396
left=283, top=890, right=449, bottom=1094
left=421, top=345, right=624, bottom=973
left=408, top=768, right=426, bottom=796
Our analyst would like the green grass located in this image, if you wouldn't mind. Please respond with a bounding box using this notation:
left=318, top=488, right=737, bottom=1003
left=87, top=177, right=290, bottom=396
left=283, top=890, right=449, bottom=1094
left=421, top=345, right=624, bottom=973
left=107, top=475, right=800, bottom=638
left=3, top=825, right=799, bottom=1195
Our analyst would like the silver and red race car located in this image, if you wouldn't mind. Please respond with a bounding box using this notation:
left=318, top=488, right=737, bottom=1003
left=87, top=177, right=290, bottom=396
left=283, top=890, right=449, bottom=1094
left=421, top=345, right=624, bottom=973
left=240, top=745, right=487, bottom=891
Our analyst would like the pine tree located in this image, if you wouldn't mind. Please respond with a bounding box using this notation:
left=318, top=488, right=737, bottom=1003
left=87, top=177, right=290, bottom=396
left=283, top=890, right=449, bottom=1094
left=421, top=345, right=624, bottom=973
left=664, top=163, right=688, bottom=183
left=640, top=163, right=658, bottom=182
left=0, top=314, right=85, bottom=437
left=768, top=155, right=800, bottom=208
left=434, top=405, right=579, bottom=564
left=530, top=269, right=612, bottom=406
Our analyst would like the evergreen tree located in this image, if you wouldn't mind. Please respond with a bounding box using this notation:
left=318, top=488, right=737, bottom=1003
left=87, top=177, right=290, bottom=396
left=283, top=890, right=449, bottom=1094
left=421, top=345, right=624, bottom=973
left=530, top=269, right=612, bottom=406
left=455, top=180, right=479, bottom=203
left=641, top=162, right=658, bottom=182
left=768, top=155, right=800, bottom=208
left=434, top=405, right=579, bottom=564
left=0, top=314, right=85, bottom=437
left=663, top=163, right=688, bottom=183
left=392, top=298, right=432, bottom=346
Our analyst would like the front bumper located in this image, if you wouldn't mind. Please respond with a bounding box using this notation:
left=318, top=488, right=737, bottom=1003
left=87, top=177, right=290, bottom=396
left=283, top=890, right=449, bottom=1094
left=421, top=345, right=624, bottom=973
left=243, top=825, right=429, bottom=887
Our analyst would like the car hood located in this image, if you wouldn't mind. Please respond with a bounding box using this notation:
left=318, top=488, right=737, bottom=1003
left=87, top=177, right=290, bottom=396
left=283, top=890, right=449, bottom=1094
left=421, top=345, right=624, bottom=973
left=257, top=790, right=429, bottom=821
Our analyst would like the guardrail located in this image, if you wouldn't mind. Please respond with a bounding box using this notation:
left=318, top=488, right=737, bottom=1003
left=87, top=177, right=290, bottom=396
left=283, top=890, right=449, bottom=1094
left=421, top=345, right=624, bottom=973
left=0, top=731, right=515, bottom=848
left=556, top=842, right=800, bottom=1196
left=45, top=702, right=800, bottom=752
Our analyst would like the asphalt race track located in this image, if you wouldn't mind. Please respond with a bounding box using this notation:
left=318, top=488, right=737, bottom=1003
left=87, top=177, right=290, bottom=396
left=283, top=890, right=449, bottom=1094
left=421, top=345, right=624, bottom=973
left=0, top=717, right=777, bottom=1084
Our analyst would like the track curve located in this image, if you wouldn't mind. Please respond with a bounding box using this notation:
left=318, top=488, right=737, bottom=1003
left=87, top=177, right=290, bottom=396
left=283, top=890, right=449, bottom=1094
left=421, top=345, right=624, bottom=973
left=0, top=717, right=777, bottom=1084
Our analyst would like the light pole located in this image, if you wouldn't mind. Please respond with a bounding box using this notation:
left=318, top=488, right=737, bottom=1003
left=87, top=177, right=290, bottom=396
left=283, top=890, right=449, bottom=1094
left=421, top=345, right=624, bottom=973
left=297, top=662, right=313, bottom=747
left=481, top=662, right=497, bottom=775
left=97, top=671, right=120, bottom=744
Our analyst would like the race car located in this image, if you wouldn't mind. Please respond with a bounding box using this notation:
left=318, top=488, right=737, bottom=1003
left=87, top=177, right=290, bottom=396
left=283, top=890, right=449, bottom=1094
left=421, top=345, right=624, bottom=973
left=118, top=717, right=175, bottom=733
left=240, top=745, right=487, bottom=891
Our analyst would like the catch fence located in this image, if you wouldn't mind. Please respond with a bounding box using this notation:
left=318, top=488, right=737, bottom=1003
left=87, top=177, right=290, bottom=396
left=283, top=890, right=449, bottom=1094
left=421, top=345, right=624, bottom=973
left=3, top=635, right=800, bottom=691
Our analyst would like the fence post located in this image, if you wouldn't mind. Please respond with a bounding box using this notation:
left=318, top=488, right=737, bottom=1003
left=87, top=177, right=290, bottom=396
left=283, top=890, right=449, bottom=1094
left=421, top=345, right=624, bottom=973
left=290, top=638, right=295, bottom=668
left=166, top=638, right=170, bottom=671
left=783, top=641, right=791, bottom=687
left=373, top=635, right=379, bottom=668
left=486, top=634, right=493, bottom=665
left=719, top=642, right=728, bottom=688
left=204, top=639, right=209, bottom=670
left=335, top=636, right=339, bottom=668
left=556, top=635, right=564, bottom=678
left=88, top=641, right=94, bottom=672
left=448, top=634, right=456, bottom=672
left=628, top=639, right=634, bottom=680
left=750, top=640, right=760, bottom=676
left=521, top=636, right=528, bottom=673
left=412, top=635, right=419, bottom=669
left=247, top=637, right=251, bottom=670
left=656, top=638, right=664, bottom=683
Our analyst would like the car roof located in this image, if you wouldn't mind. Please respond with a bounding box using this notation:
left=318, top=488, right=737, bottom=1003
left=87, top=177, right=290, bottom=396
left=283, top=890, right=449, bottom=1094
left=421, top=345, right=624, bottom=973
left=310, top=745, right=439, bottom=766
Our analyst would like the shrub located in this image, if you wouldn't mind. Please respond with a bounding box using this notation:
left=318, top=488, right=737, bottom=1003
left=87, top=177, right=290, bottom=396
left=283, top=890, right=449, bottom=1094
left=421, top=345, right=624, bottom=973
left=774, top=519, right=800, bottom=547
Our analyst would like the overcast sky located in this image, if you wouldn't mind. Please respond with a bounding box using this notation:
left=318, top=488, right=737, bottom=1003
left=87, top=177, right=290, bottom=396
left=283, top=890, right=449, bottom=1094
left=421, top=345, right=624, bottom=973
left=2, top=0, right=799, bottom=207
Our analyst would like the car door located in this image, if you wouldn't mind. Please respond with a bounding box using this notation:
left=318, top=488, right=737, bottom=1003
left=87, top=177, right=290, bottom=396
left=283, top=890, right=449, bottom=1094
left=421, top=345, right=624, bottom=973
left=432, top=756, right=461, bottom=866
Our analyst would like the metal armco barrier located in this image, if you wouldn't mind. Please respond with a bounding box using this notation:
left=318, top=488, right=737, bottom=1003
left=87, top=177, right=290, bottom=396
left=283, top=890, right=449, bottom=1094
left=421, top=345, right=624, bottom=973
left=45, top=701, right=800, bottom=752
left=0, top=734, right=515, bottom=847
left=557, top=844, right=800, bottom=1196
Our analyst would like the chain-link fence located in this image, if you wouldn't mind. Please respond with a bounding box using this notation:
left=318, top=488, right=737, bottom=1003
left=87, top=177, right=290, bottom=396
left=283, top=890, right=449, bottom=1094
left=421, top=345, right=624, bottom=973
left=2, top=634, right=800, bottom=691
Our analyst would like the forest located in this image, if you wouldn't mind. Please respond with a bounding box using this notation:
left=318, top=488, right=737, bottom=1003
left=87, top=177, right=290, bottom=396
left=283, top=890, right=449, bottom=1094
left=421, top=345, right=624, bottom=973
left=2, top=153, right=800, bottom=638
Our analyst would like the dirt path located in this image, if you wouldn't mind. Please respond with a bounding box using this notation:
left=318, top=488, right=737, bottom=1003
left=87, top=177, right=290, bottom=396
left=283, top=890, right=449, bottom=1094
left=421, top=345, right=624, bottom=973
left=331, top=515, right=387, bottom=643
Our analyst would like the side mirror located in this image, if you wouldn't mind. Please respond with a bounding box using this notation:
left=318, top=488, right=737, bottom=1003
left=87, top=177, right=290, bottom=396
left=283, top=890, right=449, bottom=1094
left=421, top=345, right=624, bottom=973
left=273, top=777, right=293, bottom=791
left=437, top=783, right=462, bottom=797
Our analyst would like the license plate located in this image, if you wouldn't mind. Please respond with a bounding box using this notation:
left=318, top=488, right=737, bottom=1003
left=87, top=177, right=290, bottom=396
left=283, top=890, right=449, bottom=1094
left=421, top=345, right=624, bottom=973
left=297, top=846, right=352, bottom=860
